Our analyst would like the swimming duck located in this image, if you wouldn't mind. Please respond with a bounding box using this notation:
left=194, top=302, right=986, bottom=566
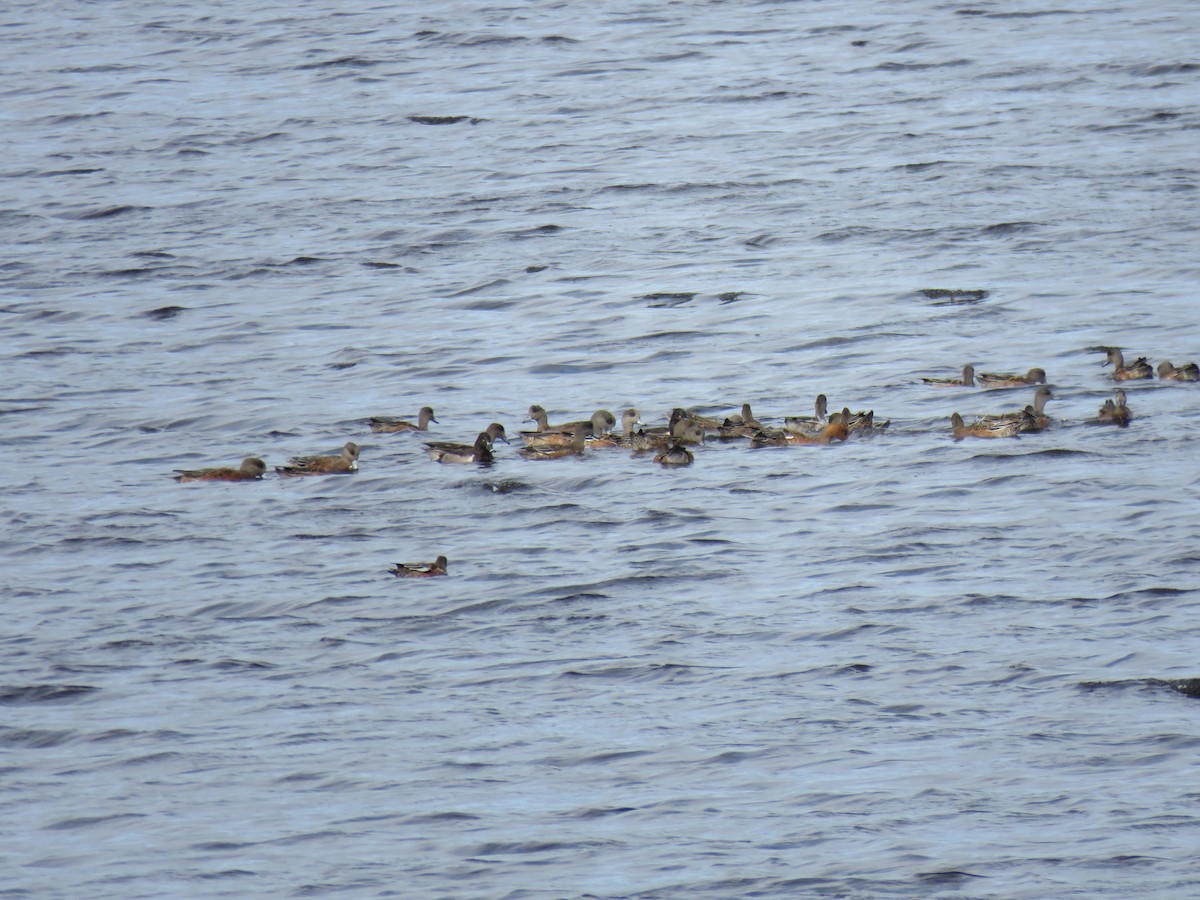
left=784, top=394, right=828, bottom=434
left=520, top=424, right=589, bottom=459
left=1103, top=348, right=1153, bottom=381
left=630, top=419, right=706, bottom=452
left=369, top=406, right=438, bottom=433
left=1157, top=360, right=1199, bottom=382
left=923, top=364, right=975, bottom=387
left=950, top=412, right=1022, bottom=440
left=588, top=408, right=642, bottom=447
left=173, top=457, right=266, bottom=483
left=522, top=410, right=615, bottom=448
left=524, top=406, right=616, bottom=436
left=976, top=367, right=1047, bottom=389
left=388, top=555, right=448, bottom=578
left=426, top=430, right=498, bottom=464
left=276, top=442, right=359, bottom=476
left=979, top=386, right=1054, bottom=433
left=653, top=443, right=695, bottom=466
left=1097, top=389, right=1132, bottom=426
left=683, top=403, right=759, bottom=431
left=752, top=410, right=851, bottom=446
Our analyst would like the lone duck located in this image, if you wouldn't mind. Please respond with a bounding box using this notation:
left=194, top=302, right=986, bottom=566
left=388, top=555, right=448, bottom=578
left=426, top=429, right=500, bottom=464
left=1157, top=360, right=1199, bottom=382
left=1098, top=389, right=1132, bottom=426
left=369, top=406, right=438, bottom=433
left=950, top=412, right=1022, bottom=440
left=174, top=457, right=266, bottom=483
left=1103, top=348, right=1153, bottom=381
left=653, top=443, right=695, bottom=466
left=923, top=364, right=975, bottom=387
left=976, top=367, right=1047, bottom=389
left=276, top=442, right=359, bottom=476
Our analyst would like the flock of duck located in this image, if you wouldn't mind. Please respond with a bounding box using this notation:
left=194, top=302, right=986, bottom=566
left=170, top=347, right=1196, bottom=576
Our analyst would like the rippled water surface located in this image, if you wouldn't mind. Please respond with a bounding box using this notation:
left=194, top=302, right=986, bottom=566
left=4, top=0, right=1200, bottom=896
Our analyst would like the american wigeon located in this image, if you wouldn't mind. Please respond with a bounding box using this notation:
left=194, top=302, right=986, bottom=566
left=979, top=386, right=1054, bottom=433
left=524, top=406, right=616, bottom=436
left=587, top=408, right=642, bottom=447
left=784, top=394, right=828, bottom=434
left=1157, top=360, right=1199, bottom=382
left=426, top=431, right=496, bottom=464
left=1098, top=389, right=1132, bottom=426
left=1103, top=348, right=1153, bottom=381
left=276, top=442, right=359, bottom=476
left=976, top=367, right=1047, bottom=389
left=173, top=457, right=266, bottom=483
left=653, top=443, right=694, bottom=466
left=682, top=403, right=758, bottom=431
left=520, top=423, right=589, bottom=459
left=923, top=364, right=975, bottom=387
left=950, top=412, right=1022, bottom=440
left=522, top=410, right=615, bottom=449
left=369, top=406, right=438, bottom=433
left=752, top=410, right=850, bottom=446
left=388, top=555, right=448, bottom=578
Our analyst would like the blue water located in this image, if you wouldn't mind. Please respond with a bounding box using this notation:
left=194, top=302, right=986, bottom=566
left=3, top=1, right=1200, bottom=896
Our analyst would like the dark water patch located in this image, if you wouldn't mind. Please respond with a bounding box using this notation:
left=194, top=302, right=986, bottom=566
left=916, top=870, right=986, bottom=883
left=468, top=840, right=602, bottom=857
left=561, top=662, right=716, bottom=682
left=297, top=56, right=381, bottom=70
left=641, top=291, right=696, bottom=307
left=920, top=288, right=989, bottom=303
left=876, top=59, right=973, bottom=72
left=0, top=728, right=73, bottom=748
left=571, top=806, right=635, bottom=819
left=0, top=685, right=97, bottom=705
left=45, top=813, right=147, bottom=831
left=981, top=221, right=1041, bottom=236
left=508, top=223, right=563, bottom=239
left=38, top=167, right=105, bottom=176
left=63, top=205, right=150, bottom=221
left=409, top=114, right=482, bottom=125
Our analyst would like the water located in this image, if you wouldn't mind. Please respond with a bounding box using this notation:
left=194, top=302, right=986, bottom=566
left=3, top=0, right=1200, bottom=896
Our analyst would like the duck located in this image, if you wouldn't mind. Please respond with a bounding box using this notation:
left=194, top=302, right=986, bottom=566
left=1157, top=360, right=1199, bottom=382
left=978, top=386, right=1054, bottom=433
left=976, top=367, right=1047, bottom=389
left=276, top=442, right=359, bottom=476
left=683, top=403, right=759, bottom=431
left=923, top=364, right=975, bottom=387
left=653, top=443, right=695, bottom=466
left=425, top=430, right=499, bottom=464
left=1103, top=348, right=1153, bottom=381
left=173, top=457, right=266, bottom=483
left=950, top=412, right=1022, bottom=440
left=1098, top=389, right=1132, bottom=426
left=784, top=394, right=828, bottom=434
left=587, top=408, right=642, bottom=448
left=752, top=410, right=851, bottom=446
left=520, top=424, right=589, bottom=459
left=369, top=406, right=437, bottom=433
left=522, top=410, right=615, bottom=449
left=388, top=555, right=448, bottom=578
left=523, top=406, right=616, bottom=436
left=630, top=419, right=706, bottom=452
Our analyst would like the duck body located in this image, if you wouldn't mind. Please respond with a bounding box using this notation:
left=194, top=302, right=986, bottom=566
left=174, top=457, right=266, bottom=483
left=784, top=394, right=829, bottom=434
left=976, top=367, right=1047, bottom=389
left=653, top=443, right=695, bottom=466
left=923, top=364, right=975, bottom=387
left=520, top=424, right=588, bottom=459
left=1104, top=349, right=1153, bottom=381
left=426, top=431, right=496, bottom=464
left=1158, top=360, right=1199, bottom=382
left=389, top=555, right=448, bottom=578
left=276, top=442, right=359, bottom=476
left=951, top=412, right=1022, bottom=440
left=369, top=406, right=437, bottom=433
left=1098, top=389, right=1132, bottom=426
left=978, top=386, right=1054, bottom=433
